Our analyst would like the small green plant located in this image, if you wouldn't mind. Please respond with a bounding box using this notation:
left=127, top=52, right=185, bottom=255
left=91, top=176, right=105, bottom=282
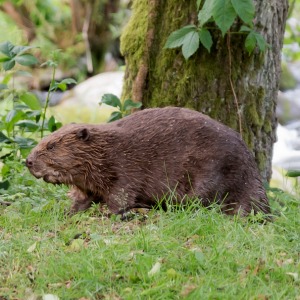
left=100, top=93, right=142, bottom=122
left=0, top=42, right=76, bottom=192
left=164, top=0, right=268, bottom=59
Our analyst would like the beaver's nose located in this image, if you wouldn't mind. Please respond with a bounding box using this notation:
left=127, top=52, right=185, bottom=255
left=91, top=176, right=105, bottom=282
left=26, top=158, right=33, bottom=168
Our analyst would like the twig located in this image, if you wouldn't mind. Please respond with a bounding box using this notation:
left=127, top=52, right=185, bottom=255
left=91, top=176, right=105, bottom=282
left=227, top=33, right=242, bottom=136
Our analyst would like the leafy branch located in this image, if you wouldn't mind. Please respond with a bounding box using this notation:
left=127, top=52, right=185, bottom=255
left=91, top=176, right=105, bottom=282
left=100, top=94, right=142, bottom=122
left=164, top=0, right=268, bottom=59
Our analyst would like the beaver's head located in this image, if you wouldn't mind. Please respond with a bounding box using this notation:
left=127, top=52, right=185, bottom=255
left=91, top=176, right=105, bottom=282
left=26, top=124, right=99, bottom=187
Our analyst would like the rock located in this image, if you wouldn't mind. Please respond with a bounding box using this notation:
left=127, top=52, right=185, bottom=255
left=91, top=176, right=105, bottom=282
left=272, top=123, right=300, bottom=170
left=49, top=71, right=124, bottom=123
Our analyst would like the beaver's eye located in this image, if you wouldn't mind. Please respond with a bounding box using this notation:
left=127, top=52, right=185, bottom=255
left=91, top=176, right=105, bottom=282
left=46, top=142, right=56, bottom=151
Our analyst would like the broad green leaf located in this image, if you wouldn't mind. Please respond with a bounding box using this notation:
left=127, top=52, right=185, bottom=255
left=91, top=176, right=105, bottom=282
left=182, top=30, right=200, bottom=60
left=47, top=116, right=61, bottom=132
left=231, top=0, right=255, bottom=25
left=0, top=131, right=10, bottom=143
left=15, top=54, right=38, bottom=66
left=12, top=45, right=37, bottom=56
left=123, top=99, right=142, bottom=111
left=254, top=32, right=268, bottom=52
left=15, top=120, right=39, bottom=131
left=3, top=59, right=15, bottom=71
left=101, top=93, right=122, bottom=109
left=245, top=31, right=256, bottom=54
left=20, top=92, right=41, bottom=110
left=213, top=0, right=237, bottom=36
left=286, top=170, right=300, bottom=178
left=199, top=28, right=213, bottom=52
left=5, top=110, right=24, bottom=125
left=240, top=25, right=252, bottom=32
left=27, top=110, right=42, bottom=122
left=56, top=82, right=67, bottom=91
left=198, top=0, right=215, bottom=26
left=107, top=111, right=122, bottom=123
left=2, top=73, right=12, bottom=84
left=0, top=57, right=10, bottom=62
left=59, top=78, right=77, bottom=85
left=164, top=25, right=197, bottom=49
left=0, top=41, right=14, bottom=57
left=13, top=136, right=37, bottom=149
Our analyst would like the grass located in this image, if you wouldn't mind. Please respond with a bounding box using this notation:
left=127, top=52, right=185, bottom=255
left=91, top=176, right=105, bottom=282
left=0, top=161, right=299, bottom=299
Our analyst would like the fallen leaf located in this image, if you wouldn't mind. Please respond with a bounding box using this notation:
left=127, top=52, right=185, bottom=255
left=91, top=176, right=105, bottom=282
left=27, top=242, right=37, bottom=253
left=180, top=284, right=197, bottom=297
left=276, top=258, right=294, bottom=267
left=148, top=262, right=161, bottom=276
left=286, top=272, right=299, bottom=281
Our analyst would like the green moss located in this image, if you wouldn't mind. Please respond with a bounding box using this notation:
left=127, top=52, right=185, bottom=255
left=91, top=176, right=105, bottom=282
left=256, top=151, right=267, bottom=173
left=120, top=0, right=149, bottom=100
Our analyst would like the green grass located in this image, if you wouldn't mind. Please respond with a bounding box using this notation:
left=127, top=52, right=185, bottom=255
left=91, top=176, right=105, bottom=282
left=0, top=162, right=299, bottom=300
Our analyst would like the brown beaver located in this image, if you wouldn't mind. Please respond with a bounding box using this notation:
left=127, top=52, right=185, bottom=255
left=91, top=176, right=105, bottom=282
left=26, top=107, right=271, bottom=218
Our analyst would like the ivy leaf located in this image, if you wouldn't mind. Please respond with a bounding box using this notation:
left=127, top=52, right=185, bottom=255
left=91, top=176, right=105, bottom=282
left=164, top=25, right=197, bottom=49
left=20, top=92, right=41, bottom=110
left=231, top=0, right=255, bottom=26
left=199, top=28, right=213, bottom=52
left=15, top=54, right=38, bottom=66
left=107, top=111, right=122, bottom=123
left=101, top=94, right=122, bottom=109
left=198, top=0, right=215, bottom=26
left=213, top=0, right=237, bottom=36
left=182, top=30, right=200, bottom=59
left=245, top=31, right=256, bottom=54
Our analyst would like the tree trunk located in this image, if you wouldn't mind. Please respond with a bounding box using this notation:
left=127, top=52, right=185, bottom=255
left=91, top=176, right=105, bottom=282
left=120, top=0, right=289, bottom=183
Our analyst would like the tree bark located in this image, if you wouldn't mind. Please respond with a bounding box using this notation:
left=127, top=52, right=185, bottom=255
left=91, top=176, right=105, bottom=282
left=120, top=0, right=289, bottom=182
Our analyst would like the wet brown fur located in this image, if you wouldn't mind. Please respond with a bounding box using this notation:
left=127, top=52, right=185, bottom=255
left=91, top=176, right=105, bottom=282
left=26, top=107, right=271, bottom=218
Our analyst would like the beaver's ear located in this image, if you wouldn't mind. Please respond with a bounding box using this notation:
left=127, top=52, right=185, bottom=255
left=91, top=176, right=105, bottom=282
left=76, top=128, right=90, bottom=141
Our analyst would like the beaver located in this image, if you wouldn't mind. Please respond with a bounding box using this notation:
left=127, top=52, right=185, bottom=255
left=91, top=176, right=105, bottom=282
left=26, top=107, right=271, bottom=218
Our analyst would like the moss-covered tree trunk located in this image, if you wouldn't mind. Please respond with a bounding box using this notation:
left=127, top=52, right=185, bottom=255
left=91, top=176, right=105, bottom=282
left=120, top=0, right=288, bottom=182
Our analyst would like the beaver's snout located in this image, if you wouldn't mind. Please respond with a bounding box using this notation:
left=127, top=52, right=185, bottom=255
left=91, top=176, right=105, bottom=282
left=26, top=157, right=33, bottom=168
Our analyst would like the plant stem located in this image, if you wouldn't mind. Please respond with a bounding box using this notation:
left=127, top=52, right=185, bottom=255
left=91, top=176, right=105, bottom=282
left=41, top=66, right=56, bottom=138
